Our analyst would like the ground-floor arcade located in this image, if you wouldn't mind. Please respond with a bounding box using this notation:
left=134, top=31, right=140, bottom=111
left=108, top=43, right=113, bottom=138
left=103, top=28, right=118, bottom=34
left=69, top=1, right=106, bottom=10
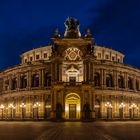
left=0, top=90, right=140, bottom=120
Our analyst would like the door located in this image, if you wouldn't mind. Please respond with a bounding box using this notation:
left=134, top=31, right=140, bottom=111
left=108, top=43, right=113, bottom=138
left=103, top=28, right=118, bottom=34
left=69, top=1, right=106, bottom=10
left=21, top=108, right=26, bottom=119
left=33, top=108, right=38, bottom=119
left=107, top=108, right=112, bottom=119
left=119, top=108, right=123, bottom=119
left=69, top=104, right=76, bottom=119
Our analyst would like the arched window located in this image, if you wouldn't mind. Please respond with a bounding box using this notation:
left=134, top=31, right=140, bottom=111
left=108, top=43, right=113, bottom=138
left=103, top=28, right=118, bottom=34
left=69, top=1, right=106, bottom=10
left=31, top=74, right=39, bottom=87
left=128, top=77, right=133, bottom=90
left=44, top=73, right=51, bottom=87
left=11, top=78, right=17, bottom=90
left=118, top=75, right=124, bottom=88
left=136, top=80, right=139, bottom=91
left=4, top=80, right=9, bottom=91
left=106, top=74, right=113, bottom=87
left=94, top=72, right=100, bottom=87
left=20, top=75, right=27, bottom=89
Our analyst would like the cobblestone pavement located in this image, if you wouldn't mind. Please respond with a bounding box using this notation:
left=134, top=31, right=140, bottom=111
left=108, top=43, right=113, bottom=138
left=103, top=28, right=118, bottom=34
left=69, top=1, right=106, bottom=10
left=0, top=121, right=140, bottom=140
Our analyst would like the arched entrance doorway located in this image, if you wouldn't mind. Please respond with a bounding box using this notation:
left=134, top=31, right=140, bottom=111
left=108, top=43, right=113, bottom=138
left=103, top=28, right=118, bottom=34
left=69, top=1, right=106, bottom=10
left=65, top=93, right=80, bottom=119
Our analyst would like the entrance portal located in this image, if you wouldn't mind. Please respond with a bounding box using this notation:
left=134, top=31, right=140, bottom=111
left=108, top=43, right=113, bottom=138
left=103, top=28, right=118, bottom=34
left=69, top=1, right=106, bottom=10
left=65, top=93, right=80, bottom=119
left=69, top=104, right=76, bottom=119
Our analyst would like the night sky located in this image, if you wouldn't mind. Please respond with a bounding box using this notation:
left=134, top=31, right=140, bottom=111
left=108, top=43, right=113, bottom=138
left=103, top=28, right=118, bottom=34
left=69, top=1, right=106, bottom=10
left=0, top=0, right=140, bottom=69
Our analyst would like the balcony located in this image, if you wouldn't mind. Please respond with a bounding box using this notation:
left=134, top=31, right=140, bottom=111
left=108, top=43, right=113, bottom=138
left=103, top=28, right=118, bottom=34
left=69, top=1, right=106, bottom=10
left=63, top=82, right=82, bottom=86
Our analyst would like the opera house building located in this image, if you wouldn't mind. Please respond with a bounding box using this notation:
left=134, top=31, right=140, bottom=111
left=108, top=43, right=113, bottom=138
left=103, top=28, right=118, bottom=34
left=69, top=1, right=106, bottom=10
left=0, top=17, right=140, bottom=120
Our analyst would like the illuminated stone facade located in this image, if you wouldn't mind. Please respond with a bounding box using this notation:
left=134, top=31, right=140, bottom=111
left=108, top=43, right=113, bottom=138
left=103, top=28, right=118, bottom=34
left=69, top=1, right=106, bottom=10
left=0, top=17, right=140, bottom=120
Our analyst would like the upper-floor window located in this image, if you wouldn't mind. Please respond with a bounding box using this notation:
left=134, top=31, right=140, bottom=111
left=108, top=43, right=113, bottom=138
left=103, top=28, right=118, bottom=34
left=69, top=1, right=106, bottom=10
left=136, top=80, right=139, bottom=91
left=94, top=72, right=100, bottom=86
left=20, top=75, right=27, bottom=89
left=24, top=59, right=27, bottom=63
left=128, top=77, right=133, bottom=90
left=31, top=74, right=39, bottom=87
left=97, top=53, right=101, bottom=58
left=30, top=56, right=33, bottom=61
left=11, top=78, right=17, bottom=90
left=117, top=58, right=120, bottom=63
left=36, top=55, right=40, bottom=60
left=44, top=73, right=51, bottom=87
left=105, top=54, right=109, bottom=60
left=4, top=80, right=9, bottom=91
left=44, top=53, right=47, bottom=58
left=106, top=74, right=113, bottom=87
left=112, top=56, right=115, bottom=61
left=118, top=75, right=124, bottom=88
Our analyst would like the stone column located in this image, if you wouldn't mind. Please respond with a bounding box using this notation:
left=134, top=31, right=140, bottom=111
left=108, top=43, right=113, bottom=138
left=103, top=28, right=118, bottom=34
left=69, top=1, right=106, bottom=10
left=100, top=69, right=104, bottom=88
left=59, top=62, right=62, bottom=82
left=50, top=91, right=55, bottom=119
left=124, top=72, right=128, bottom=89
left=41, top=69, right=44, bottom=88
left=113, top=70, right=117, bottom=89
left=103, top=69, right=106, bottom=88
left=83, top=61, right=86, bottom=82
left=9, top=77, right=12, bottom=91
left=90, top=62, right=93, bottom=82
left=51, top=62, right=54, bottom=83
left=133, top=75, right=136, bottom=91
left=55, top=63, right=57, bottom=81
left=17, top=74, right=20, bottom=90
left=100, top=95, right=104, bottom=118
left=88, top=62, right=90, bottom=82
left=3, top=78, right=5, bottom=91
left=27, top=71, right=32, bottom=90
left=39, top=69, right=42, bottom=88
left=40, top=95, right=44, bottom=119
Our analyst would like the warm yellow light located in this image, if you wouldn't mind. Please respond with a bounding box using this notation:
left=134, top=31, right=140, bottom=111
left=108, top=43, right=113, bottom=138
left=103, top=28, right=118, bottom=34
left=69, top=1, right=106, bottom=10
left=77, top=106, right=80, bottom=111
left=119, top=102, right=125, bottom=108
left=130, top=103, right=138, bottom=109
left=20, top=103, right=26, bottom=108
left=105, top=102, right=112, bottom=108
left=46, top=105, right=51, bottom=108
left=0, top=104, right=4, bottom=109
left=8, top=104, right=15, bottom=109
left=33, top=102, right=41, bottom=108
left=65, top=106, right=68, bottom=111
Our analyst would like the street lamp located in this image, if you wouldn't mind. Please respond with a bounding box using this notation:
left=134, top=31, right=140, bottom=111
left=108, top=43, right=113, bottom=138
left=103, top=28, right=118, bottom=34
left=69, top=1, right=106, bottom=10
left=119, top=102, right=125, bottom=119
left=0, top=104, right=5, bottom=119
left=20, top=103, right=26, bottom=119
left=105, top=102, right=112, bottom=119
left=8, top=104, right=15, bottom=119
left=130, top=103, right=138, bottom=119
left=33, top=102, right=40, bottom=119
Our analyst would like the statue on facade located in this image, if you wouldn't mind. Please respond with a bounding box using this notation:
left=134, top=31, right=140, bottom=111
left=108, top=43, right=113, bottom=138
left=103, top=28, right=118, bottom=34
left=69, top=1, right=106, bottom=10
left=85, top=28, right=92, bottom=38
left=64, top=17, right=81, bottom=38
left=53, top=28, right=61, bottom=38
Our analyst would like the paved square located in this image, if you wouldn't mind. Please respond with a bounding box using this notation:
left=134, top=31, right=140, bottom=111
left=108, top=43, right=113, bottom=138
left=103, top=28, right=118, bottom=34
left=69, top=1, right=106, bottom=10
left=0, top=121, right=140, bottom=140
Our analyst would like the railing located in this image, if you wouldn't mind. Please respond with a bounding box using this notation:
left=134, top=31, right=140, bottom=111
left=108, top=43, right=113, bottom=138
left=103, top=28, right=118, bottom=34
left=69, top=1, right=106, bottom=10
left=1, top=86, right=51, bottom=94
left=63, top=82, right=82, bottom=86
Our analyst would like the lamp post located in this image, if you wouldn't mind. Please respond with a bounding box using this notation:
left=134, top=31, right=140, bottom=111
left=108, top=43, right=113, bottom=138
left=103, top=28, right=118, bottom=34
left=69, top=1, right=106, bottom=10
left=105, top=102, right=112, bottom=119
left=130, top=103, right=138, bottom=119
left=119, top=102, right=125, bottom=119
left=0, top=104, right=5, bottom=119
left=8, top=104, right=15, bottom=119
left=20, top=103, right=26, bottom=119
left=33, top=102, right=40, bottom=119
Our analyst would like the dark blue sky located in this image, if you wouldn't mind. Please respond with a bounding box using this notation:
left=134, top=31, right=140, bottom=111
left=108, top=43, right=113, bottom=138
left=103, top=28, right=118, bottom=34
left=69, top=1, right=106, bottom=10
left=0, top=0, right=140, bottom=69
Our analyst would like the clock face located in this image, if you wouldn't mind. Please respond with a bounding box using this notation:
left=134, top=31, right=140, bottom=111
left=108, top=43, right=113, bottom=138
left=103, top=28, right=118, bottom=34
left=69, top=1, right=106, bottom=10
left=64, top=47, right=82, bottom=61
